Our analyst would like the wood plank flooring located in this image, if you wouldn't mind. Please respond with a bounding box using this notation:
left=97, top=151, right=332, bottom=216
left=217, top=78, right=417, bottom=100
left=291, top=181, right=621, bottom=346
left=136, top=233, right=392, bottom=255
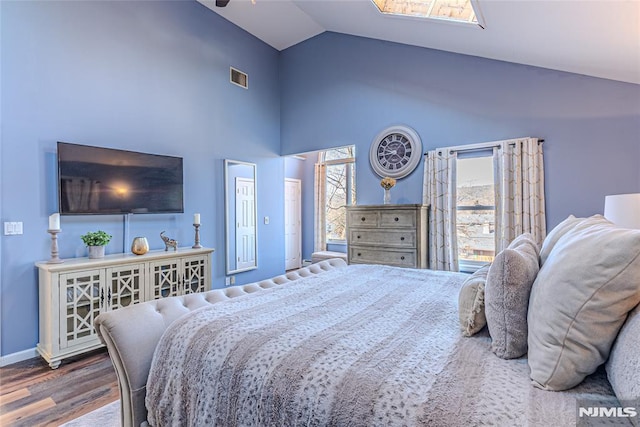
left=0, top=349, right=118, bottom=426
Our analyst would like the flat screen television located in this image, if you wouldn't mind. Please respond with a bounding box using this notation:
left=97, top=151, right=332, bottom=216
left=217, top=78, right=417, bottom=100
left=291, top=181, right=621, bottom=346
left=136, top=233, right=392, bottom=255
left=57, top=142, right=184, bottom=215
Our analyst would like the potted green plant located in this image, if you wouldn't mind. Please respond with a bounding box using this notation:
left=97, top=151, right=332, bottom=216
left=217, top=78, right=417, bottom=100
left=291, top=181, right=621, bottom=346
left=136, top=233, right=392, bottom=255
left=81, top=230, right=112, bottom=259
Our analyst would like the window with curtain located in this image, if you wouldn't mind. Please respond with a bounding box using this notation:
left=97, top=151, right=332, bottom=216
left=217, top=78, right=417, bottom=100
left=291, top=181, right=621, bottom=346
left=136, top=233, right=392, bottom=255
left=424, top=137, right=545, bottom=272
left=316, top=146, right=356, bottom=247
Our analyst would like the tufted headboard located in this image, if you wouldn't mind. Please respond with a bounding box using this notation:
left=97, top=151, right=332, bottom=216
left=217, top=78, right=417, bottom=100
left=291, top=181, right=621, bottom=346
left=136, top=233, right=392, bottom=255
left=94, top=258, right=348, bottom=427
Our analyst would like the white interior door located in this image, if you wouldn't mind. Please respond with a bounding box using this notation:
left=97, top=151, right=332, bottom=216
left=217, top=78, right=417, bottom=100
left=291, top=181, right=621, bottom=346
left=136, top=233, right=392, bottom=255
left=285, top=178, right=302, bottom=270
left=236, top=177, right=256, bottom=270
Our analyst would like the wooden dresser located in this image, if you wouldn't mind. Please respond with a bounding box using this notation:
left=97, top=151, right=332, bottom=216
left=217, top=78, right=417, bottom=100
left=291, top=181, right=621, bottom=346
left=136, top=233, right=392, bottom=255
left=346, top=204, right=428, bottom=269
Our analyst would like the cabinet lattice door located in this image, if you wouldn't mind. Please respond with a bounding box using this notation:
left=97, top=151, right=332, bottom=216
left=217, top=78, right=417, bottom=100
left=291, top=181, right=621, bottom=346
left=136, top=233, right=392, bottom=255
left=150, top=259, right=182, bottom=299
left=183, top=256, right=207, bottom=294
left=59, top=270, right=104, bottom=349
left=107, top=264, right=145, bottom=310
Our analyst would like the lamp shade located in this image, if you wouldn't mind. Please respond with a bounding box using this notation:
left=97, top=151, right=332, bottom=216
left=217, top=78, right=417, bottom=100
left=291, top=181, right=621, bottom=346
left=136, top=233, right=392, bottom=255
left=604, top=193, right=640, bottom=229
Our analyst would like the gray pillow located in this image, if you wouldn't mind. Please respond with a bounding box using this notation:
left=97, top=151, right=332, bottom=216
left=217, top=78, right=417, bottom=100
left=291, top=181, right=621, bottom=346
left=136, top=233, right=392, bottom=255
left=485, top=233, right=540, bottom=359
left=528, top=221, right=640, bottom=391
left=606, top=303, right=640, bottom=426
left=458, top=264, right=491, bottom=337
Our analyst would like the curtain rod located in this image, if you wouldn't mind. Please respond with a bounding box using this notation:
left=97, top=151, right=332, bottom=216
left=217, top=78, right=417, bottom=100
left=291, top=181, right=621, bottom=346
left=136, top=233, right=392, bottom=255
left=423, top=139, right=545, bottom=156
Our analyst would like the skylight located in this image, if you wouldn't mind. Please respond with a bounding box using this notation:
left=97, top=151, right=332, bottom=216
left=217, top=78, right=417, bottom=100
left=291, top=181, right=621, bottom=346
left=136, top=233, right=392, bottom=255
left=372, top=0, right=480, bottom=25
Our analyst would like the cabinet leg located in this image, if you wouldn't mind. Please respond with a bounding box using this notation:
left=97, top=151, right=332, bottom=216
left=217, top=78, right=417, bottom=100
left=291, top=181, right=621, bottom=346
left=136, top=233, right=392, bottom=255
left=49, top=360, right=61, bottom=369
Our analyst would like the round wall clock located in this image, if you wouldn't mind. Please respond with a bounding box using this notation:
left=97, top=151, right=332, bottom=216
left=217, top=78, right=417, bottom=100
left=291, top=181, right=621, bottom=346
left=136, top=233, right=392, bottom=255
left=369, top=125, right=422, bottom=179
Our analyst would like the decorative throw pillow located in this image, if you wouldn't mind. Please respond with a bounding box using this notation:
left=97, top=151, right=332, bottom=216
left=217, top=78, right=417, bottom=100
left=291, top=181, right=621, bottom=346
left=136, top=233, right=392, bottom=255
left=484, top=233, right=540, bottom=359
left=539, top=214, right=609, bottom=265
left=458, top=264, right=491, bottom=337
left=606, top=303, right=640, bottom=420
left=528, top=221, right=640, bottom=391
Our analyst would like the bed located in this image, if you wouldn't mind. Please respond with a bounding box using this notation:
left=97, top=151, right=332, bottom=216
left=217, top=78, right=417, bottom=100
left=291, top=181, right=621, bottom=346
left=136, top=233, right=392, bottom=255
left=95, top=215, right=640, bottom=427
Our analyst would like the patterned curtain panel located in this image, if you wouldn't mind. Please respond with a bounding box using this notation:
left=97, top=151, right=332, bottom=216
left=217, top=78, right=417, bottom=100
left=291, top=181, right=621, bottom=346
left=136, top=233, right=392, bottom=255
left=314, top=163, right=327, bottom=253
left=423, top=150, right=459, bottom=271
left=494, top=138, right=546, bottom=252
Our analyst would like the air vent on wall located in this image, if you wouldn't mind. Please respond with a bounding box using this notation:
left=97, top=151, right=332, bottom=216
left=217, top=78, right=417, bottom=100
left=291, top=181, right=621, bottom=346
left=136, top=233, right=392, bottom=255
left=230, top=67, right=248, bottom=89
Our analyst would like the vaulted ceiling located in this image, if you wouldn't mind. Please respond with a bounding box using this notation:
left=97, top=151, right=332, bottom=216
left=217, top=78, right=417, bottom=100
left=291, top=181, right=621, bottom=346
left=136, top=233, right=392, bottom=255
left=198, top=0, right=640, bottom=85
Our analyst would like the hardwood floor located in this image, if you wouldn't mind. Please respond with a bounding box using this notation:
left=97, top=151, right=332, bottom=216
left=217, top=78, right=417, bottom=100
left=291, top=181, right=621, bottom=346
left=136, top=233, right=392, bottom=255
left=0, top=349, right=118, bottom=426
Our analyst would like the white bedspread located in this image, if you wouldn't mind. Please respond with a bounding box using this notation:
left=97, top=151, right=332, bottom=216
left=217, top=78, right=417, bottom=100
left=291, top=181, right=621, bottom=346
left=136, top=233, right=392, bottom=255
left=146, top=264, right=621, bottom=426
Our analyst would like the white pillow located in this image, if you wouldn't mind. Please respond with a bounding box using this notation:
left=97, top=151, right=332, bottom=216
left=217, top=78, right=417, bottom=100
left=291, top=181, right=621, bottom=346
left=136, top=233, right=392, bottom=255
left=528, top=220, right=640, bottom=391
left=539, top=214, right=609, bottom=265
left=458, top=264, right=491, bottom=337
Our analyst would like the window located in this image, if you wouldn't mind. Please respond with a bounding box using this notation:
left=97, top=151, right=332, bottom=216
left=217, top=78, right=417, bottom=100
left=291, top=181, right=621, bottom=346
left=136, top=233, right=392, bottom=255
left=320, top=146, right=356, bottom=242
left=428, top=138, right=544, bottom=273
left=371, top=0, right=481, bottom=25
left=456, top=155, right=495, bottom=270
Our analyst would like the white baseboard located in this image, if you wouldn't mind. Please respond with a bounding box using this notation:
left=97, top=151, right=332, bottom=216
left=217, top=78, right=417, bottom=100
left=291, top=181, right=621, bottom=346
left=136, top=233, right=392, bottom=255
left=0, top=347, right=38, bottom=367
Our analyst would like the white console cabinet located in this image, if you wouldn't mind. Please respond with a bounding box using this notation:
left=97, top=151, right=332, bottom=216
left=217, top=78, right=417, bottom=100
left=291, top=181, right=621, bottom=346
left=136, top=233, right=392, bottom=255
left=36, top=247, right=214, bottom=368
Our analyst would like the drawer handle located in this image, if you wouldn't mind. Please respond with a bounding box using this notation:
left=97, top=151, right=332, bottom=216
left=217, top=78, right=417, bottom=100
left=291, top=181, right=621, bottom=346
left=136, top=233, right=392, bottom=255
left=361, top=217, right=366, bottom=222
left=400, top=256, right=405, bottom=260
left=400, top=237, right=405, bottom=241
left=357, top=235, right=361, bottom=239
left=394, top=217, right=399, bottom=222
left=357, top=253, right=362, bottom=257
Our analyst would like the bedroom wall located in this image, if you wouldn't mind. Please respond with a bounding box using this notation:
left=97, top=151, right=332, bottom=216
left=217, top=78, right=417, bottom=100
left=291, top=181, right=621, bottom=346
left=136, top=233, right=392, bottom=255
left=0, top=1, right=282, bottom=358
left=2, top=2, right=639, bottom=362
left=280, top=32, right=640, bottom=259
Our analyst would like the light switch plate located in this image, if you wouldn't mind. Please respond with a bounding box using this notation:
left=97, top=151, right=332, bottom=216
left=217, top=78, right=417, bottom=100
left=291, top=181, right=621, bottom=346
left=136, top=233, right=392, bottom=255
left=4, top=222, right=23, bottom=235
left=264, top=216, right=270, bottom=225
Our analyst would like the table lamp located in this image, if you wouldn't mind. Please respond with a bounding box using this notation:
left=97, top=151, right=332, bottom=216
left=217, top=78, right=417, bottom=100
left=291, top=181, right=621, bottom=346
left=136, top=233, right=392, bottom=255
left=604, top=193, right=640, bottom=229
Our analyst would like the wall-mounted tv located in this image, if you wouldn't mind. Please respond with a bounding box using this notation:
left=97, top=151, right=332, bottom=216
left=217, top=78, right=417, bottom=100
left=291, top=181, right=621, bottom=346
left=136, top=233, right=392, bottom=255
left=57, top=142, right=184, bottom=215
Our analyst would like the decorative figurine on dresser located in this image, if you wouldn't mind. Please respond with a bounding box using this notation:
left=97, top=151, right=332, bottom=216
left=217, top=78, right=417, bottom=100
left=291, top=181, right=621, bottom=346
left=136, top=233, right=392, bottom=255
left=160, top=231, right=178, bottom=251
left=347, top=125, right=428, bottom=268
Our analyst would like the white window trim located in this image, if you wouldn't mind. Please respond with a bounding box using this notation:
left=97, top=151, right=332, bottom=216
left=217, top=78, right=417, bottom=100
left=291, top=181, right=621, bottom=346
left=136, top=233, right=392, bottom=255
left=455, top=151, right=496, bottom=271
left=459, top=259, right=491, bottom=274
left=319, top=147, right=356, bottom=245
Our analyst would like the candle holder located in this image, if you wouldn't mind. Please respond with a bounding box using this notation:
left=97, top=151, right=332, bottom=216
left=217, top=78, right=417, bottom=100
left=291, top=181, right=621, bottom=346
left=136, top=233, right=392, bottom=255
left=47, top=229, right=64, bottom=264
left=192, top=224, right=202, bottom=249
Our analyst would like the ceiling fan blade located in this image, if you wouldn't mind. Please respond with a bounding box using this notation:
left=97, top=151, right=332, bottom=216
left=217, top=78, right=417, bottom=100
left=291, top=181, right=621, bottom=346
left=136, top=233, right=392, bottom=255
left=216, top=0, right=230, bottom=7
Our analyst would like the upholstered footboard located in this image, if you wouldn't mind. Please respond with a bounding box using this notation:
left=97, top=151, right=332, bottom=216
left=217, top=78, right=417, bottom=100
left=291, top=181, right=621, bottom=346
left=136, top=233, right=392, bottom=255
left=95, top=258, right=348, bottom=427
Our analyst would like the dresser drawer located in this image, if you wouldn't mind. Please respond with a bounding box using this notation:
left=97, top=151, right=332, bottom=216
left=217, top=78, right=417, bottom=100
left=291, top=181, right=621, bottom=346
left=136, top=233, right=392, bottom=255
left=349, top=229, right=416, bottom=248
left=349, top=247, right=417, bottom=268
left=379, top=210, right=416, bottom=228
left=347, top=210, right=379, bottom=228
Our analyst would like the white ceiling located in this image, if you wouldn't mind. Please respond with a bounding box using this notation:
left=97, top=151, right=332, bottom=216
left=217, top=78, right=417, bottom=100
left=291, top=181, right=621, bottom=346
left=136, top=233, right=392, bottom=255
left=198, top=0, right=640, bottom=85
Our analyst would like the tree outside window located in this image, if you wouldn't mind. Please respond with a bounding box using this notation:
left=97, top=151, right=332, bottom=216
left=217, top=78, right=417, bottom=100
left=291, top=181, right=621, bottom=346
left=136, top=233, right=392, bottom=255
left=320, top=146, right=356, bottom=242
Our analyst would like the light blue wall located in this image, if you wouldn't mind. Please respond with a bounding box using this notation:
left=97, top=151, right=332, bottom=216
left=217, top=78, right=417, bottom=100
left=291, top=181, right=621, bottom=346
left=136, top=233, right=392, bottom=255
left=280, top=32, right=640, bottom=250
left=1, top=0, right=283, bottom=356
left=3, top=4, right=640, bottom=359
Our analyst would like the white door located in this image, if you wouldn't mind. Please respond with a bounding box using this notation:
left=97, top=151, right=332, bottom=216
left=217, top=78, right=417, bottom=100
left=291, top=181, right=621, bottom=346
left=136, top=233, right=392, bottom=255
left=236, top=177, right=256, bottom=270
left=284, top=178, right=302, bottom=270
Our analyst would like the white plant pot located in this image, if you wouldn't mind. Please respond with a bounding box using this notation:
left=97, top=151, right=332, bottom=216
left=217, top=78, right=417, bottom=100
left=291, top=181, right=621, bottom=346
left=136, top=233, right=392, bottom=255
left=88, top=245, right=105, bottom=259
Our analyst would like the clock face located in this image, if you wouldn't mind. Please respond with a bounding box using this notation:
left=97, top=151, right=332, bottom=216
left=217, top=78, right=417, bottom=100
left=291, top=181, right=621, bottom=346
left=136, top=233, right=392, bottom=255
left=369, top=125, right=422, bottom=179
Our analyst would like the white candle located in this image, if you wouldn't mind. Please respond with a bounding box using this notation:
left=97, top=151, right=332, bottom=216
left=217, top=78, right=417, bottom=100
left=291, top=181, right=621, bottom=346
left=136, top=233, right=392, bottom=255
left=49, top=213, right=60, bottom=230
left=193, top=213, right=200, bottom=225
